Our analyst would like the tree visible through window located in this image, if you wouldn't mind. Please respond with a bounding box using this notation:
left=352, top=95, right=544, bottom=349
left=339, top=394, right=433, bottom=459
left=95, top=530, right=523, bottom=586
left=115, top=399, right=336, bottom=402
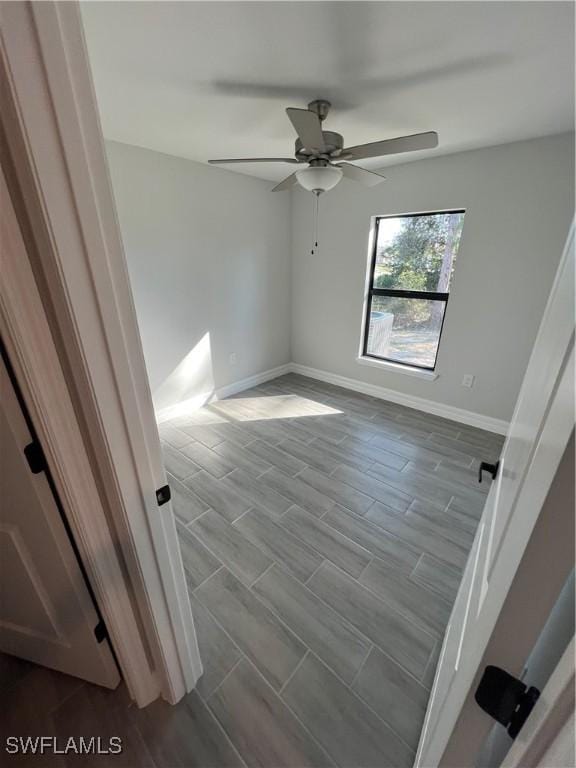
left=363, top=210, right=465, bottom=370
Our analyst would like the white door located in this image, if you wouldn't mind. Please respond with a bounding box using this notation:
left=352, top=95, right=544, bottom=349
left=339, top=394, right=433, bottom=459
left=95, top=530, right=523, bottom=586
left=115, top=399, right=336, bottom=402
left=0, top=352, right=120, bottom=688
left=416, top=224, right=575, bottom=767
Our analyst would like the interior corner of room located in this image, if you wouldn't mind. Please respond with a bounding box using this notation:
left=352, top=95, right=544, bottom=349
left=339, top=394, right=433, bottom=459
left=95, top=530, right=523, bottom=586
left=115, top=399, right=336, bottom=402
left=106, top=131, right=574, bottom=435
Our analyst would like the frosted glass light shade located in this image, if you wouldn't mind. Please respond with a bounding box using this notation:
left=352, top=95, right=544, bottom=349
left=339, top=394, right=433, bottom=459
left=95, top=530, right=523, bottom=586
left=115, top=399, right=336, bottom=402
left=296, top=165, right=343, bottom=193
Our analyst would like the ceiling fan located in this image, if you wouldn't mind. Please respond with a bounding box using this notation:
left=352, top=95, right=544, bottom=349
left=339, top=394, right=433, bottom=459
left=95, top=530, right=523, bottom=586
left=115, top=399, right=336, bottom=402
left=209, top=100, right=438, bottom=195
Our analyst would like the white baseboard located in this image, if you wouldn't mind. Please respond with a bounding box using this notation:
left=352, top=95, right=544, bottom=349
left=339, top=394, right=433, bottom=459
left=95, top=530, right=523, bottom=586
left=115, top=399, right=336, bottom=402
left=156, top=359, right=508, bottom=435
left=289, top=363, right=509, bottom=435
left=215, top=363, right=292, bottom=400
left=155, top=363, right=292, bottom=423
left=155, top=391, right=214, bottom=424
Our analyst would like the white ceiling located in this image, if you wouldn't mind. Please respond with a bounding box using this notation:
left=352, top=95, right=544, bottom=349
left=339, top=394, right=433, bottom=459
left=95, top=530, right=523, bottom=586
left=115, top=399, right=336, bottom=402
left=81, top=1, right=574, bottom=182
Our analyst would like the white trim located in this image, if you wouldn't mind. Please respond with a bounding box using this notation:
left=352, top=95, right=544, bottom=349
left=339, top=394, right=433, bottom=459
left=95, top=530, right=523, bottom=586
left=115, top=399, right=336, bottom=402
left=356, top=355, right=439, bottom=381
left=155, top=391, right=216, bottom=425
left=216, top=363, right=292, bottom=400
left=155, top=364, right=292, bottom=423
left=357, top=216, right=379, bottom=360
left=0, top=166, right=154, bottom=702
left=153, top=358, right=508, bottom=435
left=1, top=168, right=121, bottom=688
left=1, top=1, right=201, bottom=706
left=289, top=363, right=509, bottom=435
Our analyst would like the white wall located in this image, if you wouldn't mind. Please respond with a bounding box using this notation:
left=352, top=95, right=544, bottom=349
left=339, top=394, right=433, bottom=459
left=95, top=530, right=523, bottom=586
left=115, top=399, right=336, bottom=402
left=106, top=141, right=291, bottom=418
left=290, top=133, right=574, bottom=423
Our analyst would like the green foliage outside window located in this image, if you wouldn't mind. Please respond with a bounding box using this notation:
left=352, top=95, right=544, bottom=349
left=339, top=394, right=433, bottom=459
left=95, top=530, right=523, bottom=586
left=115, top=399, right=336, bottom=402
left=373, top=212, right=464, bottom=327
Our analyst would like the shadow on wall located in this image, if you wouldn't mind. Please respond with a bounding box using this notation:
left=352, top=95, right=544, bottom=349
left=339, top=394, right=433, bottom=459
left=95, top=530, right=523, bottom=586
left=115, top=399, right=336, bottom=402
left=154, top=332, right=215, bottom=423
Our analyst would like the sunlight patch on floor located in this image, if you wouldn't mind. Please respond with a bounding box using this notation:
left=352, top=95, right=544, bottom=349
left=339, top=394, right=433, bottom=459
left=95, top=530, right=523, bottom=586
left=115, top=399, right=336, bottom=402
left=209, top=394, right=342, bottom=422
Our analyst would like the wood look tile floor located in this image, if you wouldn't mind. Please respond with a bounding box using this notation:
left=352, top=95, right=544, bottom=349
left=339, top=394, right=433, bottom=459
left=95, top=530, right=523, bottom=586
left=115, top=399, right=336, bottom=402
left=2, top=375, right=504, bottom=767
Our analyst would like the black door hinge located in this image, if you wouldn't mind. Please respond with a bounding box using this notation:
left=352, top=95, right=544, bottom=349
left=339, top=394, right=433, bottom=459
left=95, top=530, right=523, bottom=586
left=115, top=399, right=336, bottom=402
left=156, top=484, right=171, bottom=506
left=24, top=440, right=47, bottom=474
left=475, top=665, right=540, bottom=739
left=94, top=620, right=108, bottom=643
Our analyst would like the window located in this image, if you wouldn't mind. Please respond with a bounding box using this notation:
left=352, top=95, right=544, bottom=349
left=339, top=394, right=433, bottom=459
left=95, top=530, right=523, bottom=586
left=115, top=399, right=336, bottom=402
left=362, top=210, right=465, bottom=371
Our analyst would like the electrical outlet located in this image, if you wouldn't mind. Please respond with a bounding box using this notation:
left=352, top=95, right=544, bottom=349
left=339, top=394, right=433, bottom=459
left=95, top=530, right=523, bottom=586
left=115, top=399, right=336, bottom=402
left=462, top=374, right=475, bottom=388
left=229, top=353, right=237, bottom=366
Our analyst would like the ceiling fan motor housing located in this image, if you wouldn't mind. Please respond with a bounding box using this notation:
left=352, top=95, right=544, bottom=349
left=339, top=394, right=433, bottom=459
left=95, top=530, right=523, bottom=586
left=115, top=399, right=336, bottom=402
left=295, top=131, right=344, bottom=160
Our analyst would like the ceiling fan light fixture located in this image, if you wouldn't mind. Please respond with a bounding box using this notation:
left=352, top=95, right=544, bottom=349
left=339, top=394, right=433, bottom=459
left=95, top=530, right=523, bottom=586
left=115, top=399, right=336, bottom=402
left=296, top=165, right=343, bottom=193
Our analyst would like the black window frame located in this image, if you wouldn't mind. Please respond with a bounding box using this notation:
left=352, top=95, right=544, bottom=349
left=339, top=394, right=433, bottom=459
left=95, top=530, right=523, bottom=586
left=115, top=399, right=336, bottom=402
left=362, top=209, right=465, bottom=372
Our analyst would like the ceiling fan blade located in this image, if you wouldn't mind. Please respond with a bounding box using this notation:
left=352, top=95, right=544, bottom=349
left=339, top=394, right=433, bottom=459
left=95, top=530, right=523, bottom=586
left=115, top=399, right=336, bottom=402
left=286, top=108, right=325, bottom=152
left=343, top=131, right=438, bottom=161
left=208, top=157, right=299, bottom=165
left=337, top=162, right=386, bottom=187
left=271, top=172, right=298, bottom=192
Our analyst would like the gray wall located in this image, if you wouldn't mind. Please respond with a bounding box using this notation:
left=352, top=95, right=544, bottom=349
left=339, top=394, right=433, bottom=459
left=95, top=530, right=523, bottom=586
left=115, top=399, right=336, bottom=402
left=106, top=140, right=291, bottom=416
left=290, top=133, right=574, bottom=423
left=108, top=134, right=573, bottom=425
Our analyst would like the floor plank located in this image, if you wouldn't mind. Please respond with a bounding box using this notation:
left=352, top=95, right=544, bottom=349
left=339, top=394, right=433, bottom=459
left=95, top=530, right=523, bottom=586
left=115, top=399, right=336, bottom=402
left=282, top=653, right=414, bottom=768
left=162, top=443, right=200, bottom=481
left=352, top=646, right=430, bottom=750
left=298, top=466, right=375, bottom=516
left=338, top=435, right=409, bottom=471
left=276, top=438, right=340, bottom=475
left=321, top=506, right=421, bottom=574
left=364, top=503, right=468, bottom=569
left=195, top=569, right=306, bottom=691
left=167, top=473, right=210, bottom=524
left=158, top=424, right=194, bottom=449
left=186, top=470, right=251, bottom=523
left=177, top=522, right=222, bottom=590
left=332, top=463, right=412, bottom=513
left=180, top=441, right=236, bottom=479
left=187, top=593, right=243, bottom=700
left=56, top=683, right=156, bottom=768
left=212, top=440, right=272, bottom=478
left=308, top=562, right=436, bottom=680
left=178, top=424, right=226, bottom=449
left=191, top=511, right=272, bottom=587
left=359, top=557, right=452, bottom=639
left=410, top=553, right=463, bottom=603
left=234, top=508, right=323, bottom=583
left=253, top=565, right=371, bottom=684
left=259, top=467, right=334, bottom=517
left=279, top=506, right=371, bottom=578
left=222, top=467, right=293, bottom=519
left=309, top=437, right=375, bottom=471
left=207, top=658, right=333, bottom=768
left=129, top=689, right=243, bottom=768
left=244, top=439, right=307, bottom=477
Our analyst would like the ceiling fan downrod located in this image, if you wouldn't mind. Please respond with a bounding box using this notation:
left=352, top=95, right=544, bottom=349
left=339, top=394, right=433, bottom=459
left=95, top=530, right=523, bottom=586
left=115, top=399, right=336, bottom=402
left=311, top=190, right=321, bottom=256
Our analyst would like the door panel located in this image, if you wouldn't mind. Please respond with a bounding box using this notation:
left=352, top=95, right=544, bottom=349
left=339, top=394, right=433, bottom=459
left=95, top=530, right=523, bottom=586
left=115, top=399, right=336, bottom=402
left=1, top=525, right=65, bottom=642
left=416, top=225, right=574, bottom=766
left=0, top=354, right=120, bottom=688
left=488, top=251, right=574, bottom=577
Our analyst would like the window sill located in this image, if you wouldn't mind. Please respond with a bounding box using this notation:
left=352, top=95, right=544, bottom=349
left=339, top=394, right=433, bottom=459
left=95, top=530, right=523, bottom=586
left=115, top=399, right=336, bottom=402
left=356, top=356, right=439, bottom=381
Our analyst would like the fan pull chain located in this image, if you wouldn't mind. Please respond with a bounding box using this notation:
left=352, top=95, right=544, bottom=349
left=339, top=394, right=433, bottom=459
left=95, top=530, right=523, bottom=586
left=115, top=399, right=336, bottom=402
left=311, top=191, right=320, bottom=255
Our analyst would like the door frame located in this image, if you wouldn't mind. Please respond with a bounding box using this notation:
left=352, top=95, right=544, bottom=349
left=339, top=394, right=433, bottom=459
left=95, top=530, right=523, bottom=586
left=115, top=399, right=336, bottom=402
left=1, top=1, right=202, bottom=706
